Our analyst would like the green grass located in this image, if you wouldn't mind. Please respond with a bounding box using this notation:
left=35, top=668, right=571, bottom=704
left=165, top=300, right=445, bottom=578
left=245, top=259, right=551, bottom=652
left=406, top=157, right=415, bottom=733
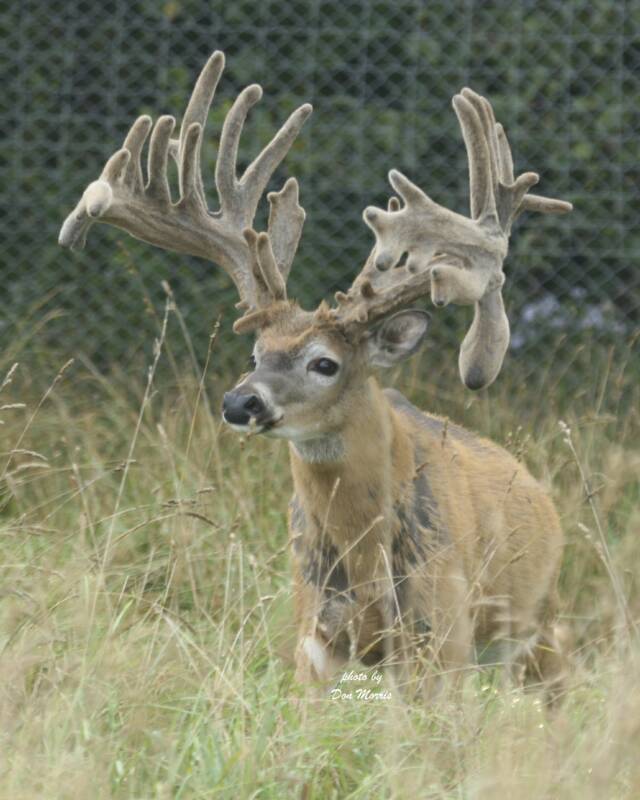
left=1, top=314, right=639, bottom=799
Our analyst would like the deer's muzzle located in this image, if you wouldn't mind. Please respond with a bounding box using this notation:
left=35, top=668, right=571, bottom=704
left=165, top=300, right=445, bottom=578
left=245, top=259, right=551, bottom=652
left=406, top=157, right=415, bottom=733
left=222, top=390, right=267, bottom=426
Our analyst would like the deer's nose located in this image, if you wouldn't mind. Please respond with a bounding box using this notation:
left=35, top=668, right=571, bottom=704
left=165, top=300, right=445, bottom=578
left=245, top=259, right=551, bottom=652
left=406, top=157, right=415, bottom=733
left=222, top=391, right=265, bottom=425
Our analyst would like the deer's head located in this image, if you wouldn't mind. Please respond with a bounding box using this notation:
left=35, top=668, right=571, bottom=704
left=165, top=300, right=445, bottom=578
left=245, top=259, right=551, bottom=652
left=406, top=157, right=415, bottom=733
left=221, top=302, right=430, bottom=441
left=59, top=51, right=571, bottom=430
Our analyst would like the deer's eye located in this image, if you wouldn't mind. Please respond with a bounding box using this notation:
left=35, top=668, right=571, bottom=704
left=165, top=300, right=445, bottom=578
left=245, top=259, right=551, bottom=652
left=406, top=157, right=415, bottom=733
left=248, top=354, right=257, bottom=369
left=308, top=357, right=339, bottom=376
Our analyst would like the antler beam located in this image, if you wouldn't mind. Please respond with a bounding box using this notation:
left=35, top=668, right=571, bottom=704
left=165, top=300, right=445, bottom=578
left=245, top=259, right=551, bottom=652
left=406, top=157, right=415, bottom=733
left=59, top=52, right=312, bottom=325
left=331, top=88, right=572, bottom=389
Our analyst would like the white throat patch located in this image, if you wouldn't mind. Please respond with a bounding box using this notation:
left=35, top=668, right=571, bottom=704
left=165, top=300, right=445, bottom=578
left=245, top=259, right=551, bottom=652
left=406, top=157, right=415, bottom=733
left=292, top=433, right=345, bottom=463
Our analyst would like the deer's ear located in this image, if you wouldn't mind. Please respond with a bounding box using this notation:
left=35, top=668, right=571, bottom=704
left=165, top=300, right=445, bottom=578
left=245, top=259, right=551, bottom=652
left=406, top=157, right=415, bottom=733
left=366, top=310, right=430, bottom=368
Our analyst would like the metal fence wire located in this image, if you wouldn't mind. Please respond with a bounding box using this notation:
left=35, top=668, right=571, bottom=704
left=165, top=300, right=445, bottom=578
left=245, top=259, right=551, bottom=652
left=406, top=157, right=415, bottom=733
left=2, top=1, right=638, bottom=384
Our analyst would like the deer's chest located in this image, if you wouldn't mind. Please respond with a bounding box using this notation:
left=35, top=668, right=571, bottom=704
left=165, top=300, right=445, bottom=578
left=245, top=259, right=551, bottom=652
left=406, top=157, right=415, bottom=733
left=289, top=467, right=445, bottom=649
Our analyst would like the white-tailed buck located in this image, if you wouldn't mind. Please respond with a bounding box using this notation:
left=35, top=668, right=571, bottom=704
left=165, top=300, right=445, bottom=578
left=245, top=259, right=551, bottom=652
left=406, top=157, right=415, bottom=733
left=60, top=52, right=572, bottom=698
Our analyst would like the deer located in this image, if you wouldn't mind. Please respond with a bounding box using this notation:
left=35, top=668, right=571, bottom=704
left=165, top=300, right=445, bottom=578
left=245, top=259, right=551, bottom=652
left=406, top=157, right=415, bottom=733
left=60, top=51, right=572, bottom=700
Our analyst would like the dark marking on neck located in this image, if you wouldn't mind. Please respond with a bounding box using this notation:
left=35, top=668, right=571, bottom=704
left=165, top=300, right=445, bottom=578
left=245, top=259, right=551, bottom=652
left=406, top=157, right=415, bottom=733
left=390, top=446, right=448, bottom=613
left=393, top=503, right=428, bottom=566
left=414, top=446, right=449, bottom=545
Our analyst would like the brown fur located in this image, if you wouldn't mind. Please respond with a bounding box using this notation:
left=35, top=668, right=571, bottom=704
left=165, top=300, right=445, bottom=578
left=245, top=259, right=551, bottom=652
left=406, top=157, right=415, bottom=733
left=289, top=380, right=566, bottom=696
left=230, top=304, right=566, bottom=699
left=57, top=48, right=571, bottom=700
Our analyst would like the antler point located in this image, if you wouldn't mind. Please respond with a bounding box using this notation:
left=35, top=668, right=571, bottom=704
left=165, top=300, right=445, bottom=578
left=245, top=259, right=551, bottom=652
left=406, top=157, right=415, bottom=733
left=363, top=207, right=376, bottom=219
left=245, top=84, right=263, bottom=104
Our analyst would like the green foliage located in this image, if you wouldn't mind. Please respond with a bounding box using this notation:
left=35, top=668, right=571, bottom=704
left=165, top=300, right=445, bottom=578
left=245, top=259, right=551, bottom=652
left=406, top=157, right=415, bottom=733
left=1, top=1, right=637, bottom=380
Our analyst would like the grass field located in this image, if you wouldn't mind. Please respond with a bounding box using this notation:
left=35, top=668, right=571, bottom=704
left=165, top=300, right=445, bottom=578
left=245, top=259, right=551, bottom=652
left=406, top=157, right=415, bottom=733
left=1, top=312, right=639, bottom=799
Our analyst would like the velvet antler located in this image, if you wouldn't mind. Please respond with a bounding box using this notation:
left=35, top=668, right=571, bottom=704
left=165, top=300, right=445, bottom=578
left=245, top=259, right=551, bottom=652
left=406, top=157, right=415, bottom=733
left=59, top=52, right=312, bottom=331
left=331, top=88, right=572, bottom=389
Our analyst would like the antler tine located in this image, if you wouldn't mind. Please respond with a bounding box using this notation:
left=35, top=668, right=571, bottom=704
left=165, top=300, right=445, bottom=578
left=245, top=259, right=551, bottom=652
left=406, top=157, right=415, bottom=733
left=456, top=88, right=572, bottom=233
left=241, top=105, right=312, bottom=221
left=216, top=84, right=264, bottom=222
left=495, top=121, right=573, bottom=218
left=455, top=88, right=539, bottom=231
left=177, top=51, right=225, bottom=202
left=121, top=116, right=153, bottom=193
left=215, top=84, right=312, bottom=228
left=267, top=177, right=305, bottom=284
left=520, top=193, right=573, bottom=216
left=452, top=91, right=496, bottom=221
left=331, top=87, right=572, bottom=389
left=59, top=51, right=312, bottom=320
left=180, top=122, right=206, bottom=205
left=495, top=122, right=515, bottom=185
left=146, top=115, right=175, bottom=202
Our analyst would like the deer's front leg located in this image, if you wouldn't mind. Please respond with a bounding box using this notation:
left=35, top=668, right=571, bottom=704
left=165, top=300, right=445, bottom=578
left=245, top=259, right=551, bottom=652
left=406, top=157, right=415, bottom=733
left=292, top=576, right=351, bottom=690
left=289, top=496, right=355, bottom=691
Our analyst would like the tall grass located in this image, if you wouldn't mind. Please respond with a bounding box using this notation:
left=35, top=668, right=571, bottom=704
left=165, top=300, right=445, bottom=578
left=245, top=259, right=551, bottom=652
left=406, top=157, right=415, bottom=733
left=0, top=308, right=638, bottom=799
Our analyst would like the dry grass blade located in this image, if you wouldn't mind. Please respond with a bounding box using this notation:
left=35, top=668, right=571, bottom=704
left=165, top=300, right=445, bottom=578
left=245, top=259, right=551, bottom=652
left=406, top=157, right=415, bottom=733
left=0, top=329, right=637, bottom=798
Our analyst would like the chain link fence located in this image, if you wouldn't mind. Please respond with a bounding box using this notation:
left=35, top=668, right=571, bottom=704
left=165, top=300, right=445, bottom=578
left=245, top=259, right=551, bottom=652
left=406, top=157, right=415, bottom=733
left=2, top=1, right=638, bottom=390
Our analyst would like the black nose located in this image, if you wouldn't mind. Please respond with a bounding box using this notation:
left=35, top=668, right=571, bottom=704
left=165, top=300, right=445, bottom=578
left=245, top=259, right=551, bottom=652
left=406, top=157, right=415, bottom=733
left=222, top=391, right=266, bottom=425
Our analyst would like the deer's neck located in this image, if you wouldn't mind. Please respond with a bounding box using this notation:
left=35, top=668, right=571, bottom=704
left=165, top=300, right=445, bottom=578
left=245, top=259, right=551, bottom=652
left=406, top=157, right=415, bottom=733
left=288, top=378, right=414, bottom=552
left=291, top=433, right=346, bottom=464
